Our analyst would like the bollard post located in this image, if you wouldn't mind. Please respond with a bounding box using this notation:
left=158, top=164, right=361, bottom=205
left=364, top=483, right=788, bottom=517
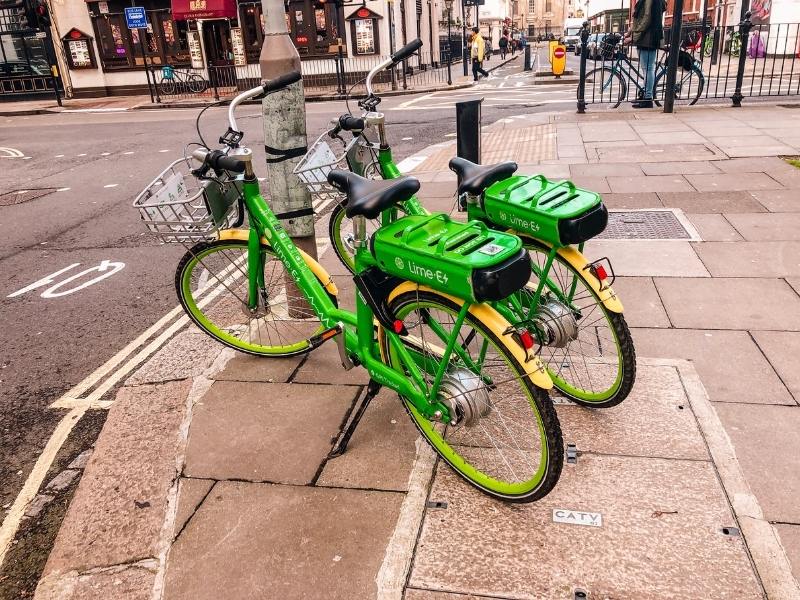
left=524, top=44, right=532, bottom=71
left=731, top=11, right=753, bottom=107
left=576, top=21, right=589, bottom=114
left=456, top=98, right=482, bottom=164
left=662, top=0, right=684, bottom=113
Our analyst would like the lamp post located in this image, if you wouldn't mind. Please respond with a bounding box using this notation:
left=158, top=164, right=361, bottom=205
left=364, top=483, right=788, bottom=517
left=445, top=0, right=453, bottom=84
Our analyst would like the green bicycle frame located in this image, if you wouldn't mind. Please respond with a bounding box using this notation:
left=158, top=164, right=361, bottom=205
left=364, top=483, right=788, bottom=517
left=239, top=175, right=468, bottom=422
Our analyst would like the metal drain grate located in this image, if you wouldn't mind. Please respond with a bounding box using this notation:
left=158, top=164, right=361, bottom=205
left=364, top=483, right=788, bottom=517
left=0, top=188, right=57, bottom=207
left=598, top=210, right=692, bottom=240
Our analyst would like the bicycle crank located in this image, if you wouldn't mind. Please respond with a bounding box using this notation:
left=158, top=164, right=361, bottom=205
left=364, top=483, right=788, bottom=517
left=438, top=368, right=491, bottom=427
left=533, top=296, right=579, bottom=348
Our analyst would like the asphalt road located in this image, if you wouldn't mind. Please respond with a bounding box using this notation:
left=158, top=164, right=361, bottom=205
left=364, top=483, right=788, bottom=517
left=0, top=60, right=575, bottom=524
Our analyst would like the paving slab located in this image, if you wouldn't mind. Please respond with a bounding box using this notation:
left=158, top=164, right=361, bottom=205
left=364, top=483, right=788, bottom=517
left=578, top=122, right=639, bottom=142
left=713, top=403, right=800, bottom=523
left=293, top=339, right=370, bottom=386
left=594, top=144, right=723, bottom=163
left=164, top=482, right=403, bottom=600
left=599, top=192, right=663, bottom=209
left=569, top=163, right=644, bottom=178
left=607, top=277, right=670, bottom=327
left=607, top=175, right=694, bottom=194
left=566, top=175, right=610, bottom=194
left=174, top=478, right=215, bottom=535
left=788, top=277, right=800, bottom=296
left=584, top=240, right=709, bottom=277
left=687, top=213, right=743, bottom=241
left=711, top=156, right=794, bottom=173
left=40, top=380, right=191, bottom=576
left=684, top=172, right=784, bottom=192
left=657, top=191, right=766, bottom=213
left=751, top=331, right=800, bottom=401
left=774, top=524, right=800, bottom=584
left=630, top=328, right=795, bottom=405
left=749, top=189, right=800, bottom=213
left=36, top=565, right=156, bottom=600
left=317, top=389, right=419, bottom=491
left=725, top=145, right=799, bottom=158
left=126, top=329, right=222, bottom=385
left=766, top=165, right=800, bottom=189
left=212, top=352, right=302, bottom=383
left=654, top=277, right=800, bottom=330
left=723, top=213, right=800, bottom=241
left=183, top=381, right=358, bottom=484
left=693, top=241, right=800, bottom=277
left=410, top=454, right=762, bottom=600
left=557, top=364, right=708, bottom=460
left=640, top=160, right=722, bottom=175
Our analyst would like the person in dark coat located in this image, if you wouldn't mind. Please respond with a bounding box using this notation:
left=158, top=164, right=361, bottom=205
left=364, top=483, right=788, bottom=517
left=629, top=0, right=665, bottom=108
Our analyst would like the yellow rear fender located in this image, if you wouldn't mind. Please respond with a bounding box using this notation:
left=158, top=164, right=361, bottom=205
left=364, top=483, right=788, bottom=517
left=217, top=229, right=339, bottom=298
left=517, top=236, right=624, bottom=314
left=387, top=281, right=554, bottom=390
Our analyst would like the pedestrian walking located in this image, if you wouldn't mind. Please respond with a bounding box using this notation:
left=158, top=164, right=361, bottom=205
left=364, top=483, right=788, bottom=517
left=499, top=31, right=509, bottom=59
left=470, top=27, right=489, bottom=81
left=627, top=0, right=665, bottom=108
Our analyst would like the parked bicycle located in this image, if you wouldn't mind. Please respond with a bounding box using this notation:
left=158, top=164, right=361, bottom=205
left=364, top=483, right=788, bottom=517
left=300, top=41, right=636, bottom=409
left=703, top=28, right=741, bottom=58
left=580, top=33, right=705, bottom=107
left=134, top=52, right=565, bottom=502
left=158, top=65, right=207, bottom=95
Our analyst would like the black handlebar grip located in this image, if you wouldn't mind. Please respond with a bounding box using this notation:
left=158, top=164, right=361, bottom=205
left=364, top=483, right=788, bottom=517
left=262, top=70, right=302, bottom=94
left=338, top=115, right=366, bottom=131
left=391, top=38, right=423, bottom=64
left=212, top=153, right=246, bottom=173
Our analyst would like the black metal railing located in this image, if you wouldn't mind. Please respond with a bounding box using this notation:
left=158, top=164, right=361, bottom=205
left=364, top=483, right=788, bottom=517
left=149, top=50, right=455, bottom=103
left=576, top=17, right=800, bottom=110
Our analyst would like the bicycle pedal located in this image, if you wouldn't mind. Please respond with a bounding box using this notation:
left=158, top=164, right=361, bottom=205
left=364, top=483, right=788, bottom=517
left=309, top=323, right=354, bottom=371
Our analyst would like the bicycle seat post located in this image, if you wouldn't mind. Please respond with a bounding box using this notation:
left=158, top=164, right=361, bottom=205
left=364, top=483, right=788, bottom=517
left=352, top=215, right=368, bottom=248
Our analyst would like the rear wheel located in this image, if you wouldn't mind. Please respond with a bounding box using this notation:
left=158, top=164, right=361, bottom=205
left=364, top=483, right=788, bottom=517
left=379, top=289, right=563, bottom=502
left=654, top=65, right=705, bottom=106
left=580, top=67, right=626, bottom=108
left=176, top=239, right=334, bottom=356
left=159, top=79, right=176, bottom=96
left=187, top=74, right=207, bottom=94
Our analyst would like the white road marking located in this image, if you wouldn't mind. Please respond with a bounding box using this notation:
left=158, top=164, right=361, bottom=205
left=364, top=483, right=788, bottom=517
left=401, top=137, right=413, bottom=141
left=159, top=149, right=169, bottom=153
left=396, top=155, right=428, bottom=173
left=56, top=187, right=70, bottom=192
left=0, top=147, right=24, bottom=158
left=123, top=151, right=135, bottom=155
left=8, top=261, right=126, bottom=299
left=104, top=183, right=118, bottom=188
left=77, top=153, right=87, bottom=157
left=100, top=152, right=110, bottom=156
left=55, top=154, right=65, bottom=158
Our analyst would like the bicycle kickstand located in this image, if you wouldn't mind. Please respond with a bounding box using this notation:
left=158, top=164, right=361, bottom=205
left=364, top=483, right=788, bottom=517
left=328, top=379, right=382, bottom=458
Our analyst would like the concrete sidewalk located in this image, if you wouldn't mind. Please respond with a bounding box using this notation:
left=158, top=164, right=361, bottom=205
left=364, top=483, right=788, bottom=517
left=29, top=104, right=800, bottom=599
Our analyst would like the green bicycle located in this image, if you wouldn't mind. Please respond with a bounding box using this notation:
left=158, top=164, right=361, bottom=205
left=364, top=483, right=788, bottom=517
left=134, top=66, right=563, bottom=502
left=304, top=40, right=636, bottom=408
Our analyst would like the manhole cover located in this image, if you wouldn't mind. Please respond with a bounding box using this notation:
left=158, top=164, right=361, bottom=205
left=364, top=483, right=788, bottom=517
left=598, top=210, right=693, bottom=240
left=0, top=188, right=57, bottom=207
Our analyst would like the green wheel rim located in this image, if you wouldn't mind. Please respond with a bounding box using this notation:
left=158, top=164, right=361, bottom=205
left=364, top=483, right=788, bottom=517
left=330, top=206, right=357, bottom=273
left=180, top=242, right=324, bottom=356
left=387, top=297, right=552, bottom=498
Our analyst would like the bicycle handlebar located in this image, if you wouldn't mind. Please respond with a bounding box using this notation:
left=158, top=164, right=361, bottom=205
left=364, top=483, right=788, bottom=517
left=339, top=115, right=366, bottom=131
left=364, top=39, right=422, bottom=98
left=227, top=70, right=302, bottom=135
left=191, top=148, right=245, bottom=174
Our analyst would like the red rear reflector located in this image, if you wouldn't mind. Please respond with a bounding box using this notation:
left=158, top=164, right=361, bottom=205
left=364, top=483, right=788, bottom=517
left=519, top=331, right=534, bottom=349
left=595, top=265, right=608, bottom=280
left=393, top=320, right=404, bottom=333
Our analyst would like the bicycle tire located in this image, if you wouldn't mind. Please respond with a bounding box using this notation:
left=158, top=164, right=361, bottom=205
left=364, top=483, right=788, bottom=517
left=580, top=66, right=626, bottom=108
left=187, top=74, right=207, bottom=94
left=176, top=239, right=335, bottom=356
left=379, top=288, right=563, bottom=502
left=159, top=79, right=176, bottom=96
left=653, top=64, right=705, bottom=107
left=512, top=241, right=636, bottom=408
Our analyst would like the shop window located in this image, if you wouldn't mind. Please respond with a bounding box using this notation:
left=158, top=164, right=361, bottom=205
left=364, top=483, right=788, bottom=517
left=239, top=2, right=264, bottom=63
left=285, top=0, right=343, bottom=57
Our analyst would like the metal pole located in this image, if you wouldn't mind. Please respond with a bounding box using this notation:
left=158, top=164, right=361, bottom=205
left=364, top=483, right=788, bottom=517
left=662, top=0, right=684, bottom=113
left=388, top=0, right=398, bottom=89
left=577, top=20, right=589, bottom=113
left=334, top=0, right=346, bottom=95
left=42, top=25, right=62, bottom=106
left=447, top=4, right=453, bottom=84
left=462, top=0, right=468, bottom=75
left=139, top=30, right=154, bottom=104
left=731, top=11, right=752, bottom=106
left=259, top=0, right=317, bottom=261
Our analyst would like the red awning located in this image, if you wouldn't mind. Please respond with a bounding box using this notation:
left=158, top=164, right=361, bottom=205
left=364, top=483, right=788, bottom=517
left=171, top=0, right=237, bottom=21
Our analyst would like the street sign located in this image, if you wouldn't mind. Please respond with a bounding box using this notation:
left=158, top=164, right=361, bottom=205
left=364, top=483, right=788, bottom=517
left=551, top=43, right=567, bottom=77
left=124, top=6, right=147, bottom=29
left=554, top=47, right=566, bottom=59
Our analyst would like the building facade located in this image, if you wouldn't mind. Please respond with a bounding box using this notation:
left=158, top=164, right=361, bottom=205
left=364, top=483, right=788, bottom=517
left=1, top=0, right=444, bottom=98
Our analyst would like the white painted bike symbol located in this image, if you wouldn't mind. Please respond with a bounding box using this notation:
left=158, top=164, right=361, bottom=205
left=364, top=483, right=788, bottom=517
left=0, top=147, right=26, bottom=159
left=8, top=260, right=126, bottom=299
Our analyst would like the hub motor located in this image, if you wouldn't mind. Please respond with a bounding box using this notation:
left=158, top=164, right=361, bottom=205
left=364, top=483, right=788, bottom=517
left=534, top=296, right=579, bottom=348
left=438, top=368, right=491, bottom=427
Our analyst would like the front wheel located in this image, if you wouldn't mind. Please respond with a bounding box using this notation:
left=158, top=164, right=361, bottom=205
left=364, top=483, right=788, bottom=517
left=580, top=67, right=626, bottom=108
left=159, top=79, right=176, bottom=96
left=653, top=65, right=705, bottom=106
left=187, top=74, right=207, bottom=94
left=379, top=289, right=563, bottom=502
left=511, top=243, right=636, bottom=408
left=176, top=239, right=334, bottom=356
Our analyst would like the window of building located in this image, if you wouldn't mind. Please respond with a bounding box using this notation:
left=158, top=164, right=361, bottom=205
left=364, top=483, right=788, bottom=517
left=239, top=2, right=264, bottom=63
left=286, top=0, right=344, bottom=56
left=89, top=0, right=190, bottom=70
left=528, top=0, right=535, bottom=14
left=545, top=0, right=552, bottom=13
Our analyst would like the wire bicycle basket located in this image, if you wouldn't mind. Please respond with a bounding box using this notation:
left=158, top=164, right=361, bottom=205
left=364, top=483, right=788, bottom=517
left=293, top=131, right=358, bottom=207
left=133, top=157, right=241, bottom=243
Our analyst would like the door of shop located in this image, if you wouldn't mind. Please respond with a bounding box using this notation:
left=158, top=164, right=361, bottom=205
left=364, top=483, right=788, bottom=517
left=202, top=19, right=235, bottom=88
